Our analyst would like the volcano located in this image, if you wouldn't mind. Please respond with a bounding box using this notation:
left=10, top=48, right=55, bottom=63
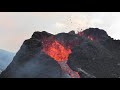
left=1, top=28, right=120, bottom=78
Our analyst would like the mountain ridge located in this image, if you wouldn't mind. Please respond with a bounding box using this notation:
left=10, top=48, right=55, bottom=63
left=0, top=49, right=15, bottom=72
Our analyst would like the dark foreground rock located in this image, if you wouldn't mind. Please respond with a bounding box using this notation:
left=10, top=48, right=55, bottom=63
left=0, top=52, right=62, bottom=78
left=0, top=31, right=63, bottom=78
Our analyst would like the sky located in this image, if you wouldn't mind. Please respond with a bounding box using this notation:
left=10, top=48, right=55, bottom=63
left=0, top=12, right=120, bottom=52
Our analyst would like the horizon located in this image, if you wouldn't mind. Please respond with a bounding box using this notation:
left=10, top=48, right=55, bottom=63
left=0, top=12, right=120, bottom=52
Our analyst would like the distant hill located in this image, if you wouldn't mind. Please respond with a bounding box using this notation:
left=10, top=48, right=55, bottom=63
left=0, top=49, right=15, bottom=72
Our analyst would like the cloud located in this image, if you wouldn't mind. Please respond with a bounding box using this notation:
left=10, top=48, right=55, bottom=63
left=1, top=12, right=120, bottom=52
left=0, top=14, right=16, bottom=31
left=56, top=22, right=65, bottom=28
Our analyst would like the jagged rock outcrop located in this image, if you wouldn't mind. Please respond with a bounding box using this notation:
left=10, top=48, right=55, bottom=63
left=68, top=30, right=75, bottom=35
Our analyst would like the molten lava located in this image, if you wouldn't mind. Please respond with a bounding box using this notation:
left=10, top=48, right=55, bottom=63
left=42, top=37, right=80, bottom=78
left=43, top=40, right=71, bottom=62
left=41, top=31, right=95, bottom=78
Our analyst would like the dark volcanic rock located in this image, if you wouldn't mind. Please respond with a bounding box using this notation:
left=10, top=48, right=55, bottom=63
left=83, top=28, right=110, bottom=42
left=68, top=30, right=75, bottom=35
left=55, top=32, right=84, bottom=49
left=0, top=31, right=63, bottom=78
left=0, top=52, right=62, bottom=78
left=32, top=31, right=52, bottom=40
left=68, top=29, right=120, bottom=78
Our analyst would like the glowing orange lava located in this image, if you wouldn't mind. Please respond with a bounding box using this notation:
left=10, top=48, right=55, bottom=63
left=42, top=40, right=72, bottom=62
left=42, top=38, right=80, bottom=78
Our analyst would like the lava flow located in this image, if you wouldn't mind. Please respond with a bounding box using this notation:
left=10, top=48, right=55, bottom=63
left=42, top=40, right=71, bottom=62
left=42, top=38, right=80, bottom=78
left=58, top=61, right=80, bottom=78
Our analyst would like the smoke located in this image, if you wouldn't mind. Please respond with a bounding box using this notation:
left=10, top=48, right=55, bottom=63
left=54, top=12, right=120, bottom=39
left=55, top=14, right=90, bottom=33
left=54, top=12, right=107, bottom=33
